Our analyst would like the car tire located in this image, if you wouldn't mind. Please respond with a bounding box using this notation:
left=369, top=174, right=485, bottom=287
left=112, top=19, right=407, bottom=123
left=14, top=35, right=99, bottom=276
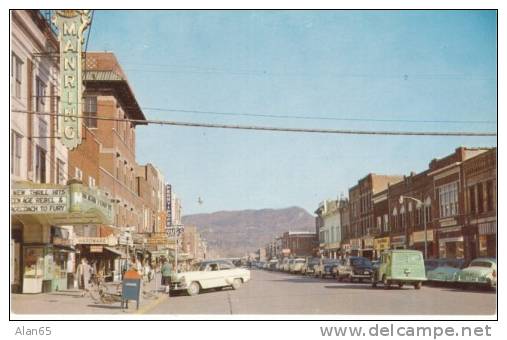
left=187, top=282, right=200, bottom=296
left=371, top=275, right=377, bottom=288
left=414, top=281, right=422, bottom=290
left=232, top=278, right=242, bottom=290
left=382, top=275, right=391, bottom=289
left=398, top=283, right=404, bottom=288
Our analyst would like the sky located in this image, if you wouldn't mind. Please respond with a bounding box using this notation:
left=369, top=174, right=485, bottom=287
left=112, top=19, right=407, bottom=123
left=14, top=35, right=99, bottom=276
left=87, top=10, right=497, bottom=215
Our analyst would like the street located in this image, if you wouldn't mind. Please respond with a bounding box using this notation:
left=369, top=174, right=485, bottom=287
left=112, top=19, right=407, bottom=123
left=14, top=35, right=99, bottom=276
left=148, top=269, right=496, bottom=315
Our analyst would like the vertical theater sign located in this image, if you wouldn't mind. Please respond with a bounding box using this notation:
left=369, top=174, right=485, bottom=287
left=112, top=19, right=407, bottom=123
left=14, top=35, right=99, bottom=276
left=52, top=10, right=91, bottom=150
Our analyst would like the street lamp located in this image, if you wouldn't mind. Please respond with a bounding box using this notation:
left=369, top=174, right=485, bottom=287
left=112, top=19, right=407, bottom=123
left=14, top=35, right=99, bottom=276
left=399, top=195, right=428, bottom=259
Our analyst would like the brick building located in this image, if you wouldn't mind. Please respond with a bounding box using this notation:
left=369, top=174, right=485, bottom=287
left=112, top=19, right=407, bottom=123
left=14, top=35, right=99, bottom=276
left=280, top=231, right=318, bottom=258
left=462, top=148, right=496, bottom=261
left=348, top=174, right=403, bottom=258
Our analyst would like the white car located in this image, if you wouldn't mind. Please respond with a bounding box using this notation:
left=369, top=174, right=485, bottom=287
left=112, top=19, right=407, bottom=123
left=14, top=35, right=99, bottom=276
left=171, top=260, right=251, bottom=296
left=289, top=258, right=306, bottom=273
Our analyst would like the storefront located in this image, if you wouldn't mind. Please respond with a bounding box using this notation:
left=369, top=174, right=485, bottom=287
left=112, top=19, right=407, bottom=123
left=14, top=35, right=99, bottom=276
left=390, top=235, right=407, bottom=249
left=478, top=222, right=496, bottom=258
left=10, top=180, right=114, bottom=293
left=74, top=235, right=123, bottom=283
left=361, top=236, right=374, bottom=259
left=410, top=229, right=435, bottom=258
left=350, top=238, right=361, bottom=256
left=438, top=226, right=464, bottom=259
left=373, top=237, right=390, bottom=259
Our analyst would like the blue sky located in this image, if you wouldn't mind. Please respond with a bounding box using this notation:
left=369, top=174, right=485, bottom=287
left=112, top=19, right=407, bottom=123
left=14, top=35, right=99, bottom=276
left=87, top=10, right=497, bottom=215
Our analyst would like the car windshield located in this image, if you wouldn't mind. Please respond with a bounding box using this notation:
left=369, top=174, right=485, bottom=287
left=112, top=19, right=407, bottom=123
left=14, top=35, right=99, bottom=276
left=425, top=260, right=440, bottom=271
left=470, top=261, right=493, bottom=268
left=351, top=257, right=371, bottom=266
left=444, top=259, right=465, bottom=269
left=194, top=262, right=215, bottom=271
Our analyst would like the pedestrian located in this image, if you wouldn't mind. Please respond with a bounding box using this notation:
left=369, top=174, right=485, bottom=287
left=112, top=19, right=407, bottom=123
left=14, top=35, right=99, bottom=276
left=143, top=261, right=152, bottom=282
left=161, top=259, right=173, bottom=294
left=76, top=258, right=91, bottom=296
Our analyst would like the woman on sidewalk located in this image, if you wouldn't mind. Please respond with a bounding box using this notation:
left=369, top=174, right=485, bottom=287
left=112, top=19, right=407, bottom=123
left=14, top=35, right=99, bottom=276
left=161, top=259, right=172, bottom=294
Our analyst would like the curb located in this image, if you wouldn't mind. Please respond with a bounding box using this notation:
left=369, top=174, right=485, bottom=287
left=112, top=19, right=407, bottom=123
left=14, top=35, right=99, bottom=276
left=136, top=293, right=169, bottom=314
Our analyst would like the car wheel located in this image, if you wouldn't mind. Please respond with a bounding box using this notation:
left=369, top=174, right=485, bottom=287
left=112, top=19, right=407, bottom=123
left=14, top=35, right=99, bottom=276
left=398, top=283, right=404, bottom=288
left=371, top=275, right=377, bottom=288
left=232, top=278, right=242, bottom=290
left=187, top=282, right=200, bottom=296
left=382, top=275, right=391, bottom=289
left=337, top=273, right=342, bottom=282
left=414, top=281, right=422, bottom=290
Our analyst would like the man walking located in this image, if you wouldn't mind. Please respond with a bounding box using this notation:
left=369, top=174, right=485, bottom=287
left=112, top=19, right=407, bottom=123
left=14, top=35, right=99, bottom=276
left=161, top=259, right=173, bottom=295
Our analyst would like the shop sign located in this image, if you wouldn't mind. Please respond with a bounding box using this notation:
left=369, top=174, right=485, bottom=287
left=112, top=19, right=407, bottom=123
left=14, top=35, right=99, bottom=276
left=350, top=239, right=361, bottom=250
left=439, top=218, right=457, bottom=228
left=363, top=237, right=374, bottom=249
left=90, top=245, right=103, bottom=253
left=439, top=236, right=464, bottom=245
left=282, top=248, right=291, bottom=255
left=166, top=225, right=184, bottom=237
left=11, top=188, right=69, bottom=214
left=411, top=230, right=434, bottom=244
left=53, top=237, right=71, bottom=247
left=341, top=243, right=351, bottom=251
left=391, top=235, right=406, bottom=245
left=438, top=225, right=462, bottom=234
left=74, top=235, right=117, bottom=246
left=81, top=187, right=114, bottom=224
left=373, top=237, right=390, bottom=251
left=165, top=184, right=172, bottom=227
left=52, top=10, right=91, bottom=150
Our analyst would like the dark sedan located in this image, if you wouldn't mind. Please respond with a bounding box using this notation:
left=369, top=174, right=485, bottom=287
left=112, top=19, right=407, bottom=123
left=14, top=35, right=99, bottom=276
left=337, top=256, right=373, bottom=282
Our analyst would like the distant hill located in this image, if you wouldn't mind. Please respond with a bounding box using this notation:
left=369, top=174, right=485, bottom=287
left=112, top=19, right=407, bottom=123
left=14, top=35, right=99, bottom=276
left=182, top=206, right=315, bottom=257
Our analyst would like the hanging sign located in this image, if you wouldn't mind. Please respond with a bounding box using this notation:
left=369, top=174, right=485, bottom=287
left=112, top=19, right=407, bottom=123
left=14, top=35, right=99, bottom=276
left=52, top=10, right=91, bottom=150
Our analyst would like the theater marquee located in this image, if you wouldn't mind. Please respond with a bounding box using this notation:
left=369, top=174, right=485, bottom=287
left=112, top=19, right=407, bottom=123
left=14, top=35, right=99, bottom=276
left=52, top=10, right=91, bottom=149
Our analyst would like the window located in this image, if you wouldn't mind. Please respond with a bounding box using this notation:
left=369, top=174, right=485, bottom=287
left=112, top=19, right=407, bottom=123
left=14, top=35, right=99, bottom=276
left=11, top=53, right=23, bottom=99
left=383, top=214, right=389, bottom=232
left=35, top=146, right=46, bottom=183
left=74, top=167, right=83, bottom=181
left=10, top=130, right=22, bottom=176
left=56, top=159, right=66, bottom=185
left=469, top=186, right=476, bottom=214
left=88, top=176, right=96, bottom=188
left=83, top=96, right=97, bottom=128
left=486, top=181, right=494, bottom=212
left=35, top=77, right=46, bottom=112
left=477, top=182, right=484, bottom=214
left=438, top=182, right=459, bottom=218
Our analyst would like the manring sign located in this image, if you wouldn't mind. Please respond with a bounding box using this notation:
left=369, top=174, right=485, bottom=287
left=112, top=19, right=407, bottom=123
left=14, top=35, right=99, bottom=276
left=52, top=10, right=91, bottom=149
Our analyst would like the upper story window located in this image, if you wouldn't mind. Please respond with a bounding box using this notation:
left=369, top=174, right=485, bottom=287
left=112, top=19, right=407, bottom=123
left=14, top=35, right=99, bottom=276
left=11, top=53, right=23, bottom=99
left=35, top=77, right=47, bottom=112
left=84, top=96, right=97, bottom=128
left=35, top=146, right=46, bottom=183
left=56, top=158, right=66, bottom=185
left=10, top=130, right=22, bottom=176
left=439, top=182, right=458, bottom=218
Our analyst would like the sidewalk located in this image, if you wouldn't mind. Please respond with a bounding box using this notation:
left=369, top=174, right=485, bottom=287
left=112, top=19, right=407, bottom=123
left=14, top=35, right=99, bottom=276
left=11, top=273, right=168, bottom=316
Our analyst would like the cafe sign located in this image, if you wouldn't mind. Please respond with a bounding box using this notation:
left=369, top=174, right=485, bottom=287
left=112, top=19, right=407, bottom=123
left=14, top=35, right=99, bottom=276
left=11, top=188, right=69, bottom=214
left=52, top=10, right=91, bottom=150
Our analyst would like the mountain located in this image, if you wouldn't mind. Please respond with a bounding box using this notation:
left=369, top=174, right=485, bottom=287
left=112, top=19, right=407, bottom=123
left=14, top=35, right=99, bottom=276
left=182, top=206, right=315, bottom=258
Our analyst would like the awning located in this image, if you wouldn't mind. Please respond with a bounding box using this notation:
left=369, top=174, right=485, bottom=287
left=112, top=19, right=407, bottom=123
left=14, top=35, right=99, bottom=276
left=104, top=247, right=126, bottom=257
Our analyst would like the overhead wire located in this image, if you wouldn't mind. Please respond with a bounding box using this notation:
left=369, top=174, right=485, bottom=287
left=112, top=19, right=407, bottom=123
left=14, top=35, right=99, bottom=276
left=11, top=109, right=497, bottom=137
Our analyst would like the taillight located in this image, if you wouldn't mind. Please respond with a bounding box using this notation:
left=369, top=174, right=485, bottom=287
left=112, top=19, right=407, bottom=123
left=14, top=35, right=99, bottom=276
left=492, top=270, right=496, bottom=278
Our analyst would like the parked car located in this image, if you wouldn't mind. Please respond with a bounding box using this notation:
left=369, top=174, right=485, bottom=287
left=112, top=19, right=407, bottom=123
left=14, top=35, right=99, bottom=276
left=170, top=260, right=251, bottom=296
left=302, top=257, right=320, bottom=276
left=336, top=256, right=373, bottom=282
left=322, top=259, right=342, bottom=278
left=289, top=258, right=306, bottom=274
left=314, top=258, right=333, bottom=278
left=371, top=260, right=380, bottom=271
left=455, top=258, right=496, bottom=289
left=281, top=258, right=292, bottom=272
left=424, top=259, right=441, bottom=275
left=268, top=259, right=279, bottom=271
left=426, top=259, right=465, bottom=284
left=371, top=250, right=426, bottom=289
left=279, top=258, right=290, bottom=272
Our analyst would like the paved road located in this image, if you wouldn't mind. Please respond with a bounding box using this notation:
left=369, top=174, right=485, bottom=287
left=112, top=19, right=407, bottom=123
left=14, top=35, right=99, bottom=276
left=148, top=269, right=496, bottom=315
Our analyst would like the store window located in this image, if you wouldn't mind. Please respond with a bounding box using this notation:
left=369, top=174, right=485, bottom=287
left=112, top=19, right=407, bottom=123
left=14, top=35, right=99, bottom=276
left=439, top=239, right=464, bottom=259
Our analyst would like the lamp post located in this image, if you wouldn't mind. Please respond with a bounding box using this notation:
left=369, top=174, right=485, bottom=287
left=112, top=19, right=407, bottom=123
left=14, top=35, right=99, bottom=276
left=399, top=195, right=427, bottom=259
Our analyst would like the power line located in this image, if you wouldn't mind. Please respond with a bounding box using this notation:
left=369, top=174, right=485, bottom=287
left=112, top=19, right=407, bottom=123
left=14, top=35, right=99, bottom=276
left=11, top=109, right=497, bottom=137
left=14, top=96, right=498, bottom=125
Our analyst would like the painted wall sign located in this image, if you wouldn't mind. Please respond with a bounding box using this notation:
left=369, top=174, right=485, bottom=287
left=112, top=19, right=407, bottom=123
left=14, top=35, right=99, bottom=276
left=52, top=10, right=91, bottom=150
left=165, top=184, right=172, bottom=228
left=10, top=188, right=69, bottom=214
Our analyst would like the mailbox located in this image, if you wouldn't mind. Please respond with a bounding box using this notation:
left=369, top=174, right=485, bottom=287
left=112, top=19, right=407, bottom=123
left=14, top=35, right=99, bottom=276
left=121, top=278, right=141, bottom=310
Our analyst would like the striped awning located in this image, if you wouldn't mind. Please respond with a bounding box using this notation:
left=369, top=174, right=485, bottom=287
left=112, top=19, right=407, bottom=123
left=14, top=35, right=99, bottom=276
left=479, top=222, right=496, bottom=235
